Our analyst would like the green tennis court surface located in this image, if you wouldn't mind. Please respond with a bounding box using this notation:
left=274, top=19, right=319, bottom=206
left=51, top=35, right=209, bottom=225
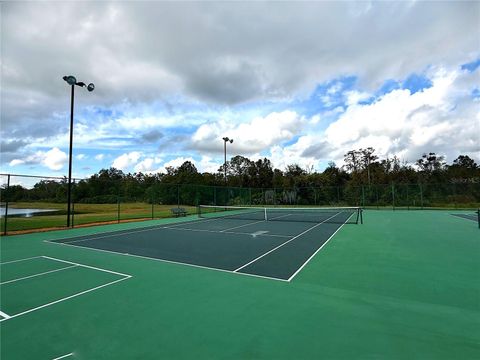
left=1, top=210, right=479, bottom=359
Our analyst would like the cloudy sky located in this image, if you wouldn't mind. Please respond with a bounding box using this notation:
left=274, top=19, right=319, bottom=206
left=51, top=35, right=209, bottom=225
left=1, top=1, right=479, bottom=182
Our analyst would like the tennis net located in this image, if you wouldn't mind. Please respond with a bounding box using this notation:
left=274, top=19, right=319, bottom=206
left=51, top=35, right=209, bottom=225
left=198, top=205, right=363, bottom=224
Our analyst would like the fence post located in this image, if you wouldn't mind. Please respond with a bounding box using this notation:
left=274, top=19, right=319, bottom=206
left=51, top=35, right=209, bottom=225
left=361, top=186, right=365, bottom=207
left=151, top=195, right=154, bottom=220
left=71, top=179, right=75, bottom=228
left=452, top=182, right=457, bottom=209
left=375, top=185, right=379, bottom=210
left=419, top=183, right=424, bottom=209
left=177, top=185, right=180, bottom=207
left=406, top=184, right=410, bottom=210
left=117, top=196, right=121, bottom=223
left=392, top=183, right=395, bottom=211
left=3, top=174, right=10, bottom=235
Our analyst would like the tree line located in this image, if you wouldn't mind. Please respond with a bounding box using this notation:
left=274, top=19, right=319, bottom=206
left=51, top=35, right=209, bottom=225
left=2, top=149, right=479, bottom=205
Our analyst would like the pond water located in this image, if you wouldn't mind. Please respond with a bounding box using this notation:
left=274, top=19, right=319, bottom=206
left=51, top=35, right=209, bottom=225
left=0, top=207, right=60, bottom=218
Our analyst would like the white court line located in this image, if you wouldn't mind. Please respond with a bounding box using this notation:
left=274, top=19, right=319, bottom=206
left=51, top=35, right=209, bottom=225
left=0, top=265, right=78, bottom=285
left=0, top=310, right=11, bottom=319
left=234, top=212, right=341, bottom=273
left=46, top=238, right=289, bottom=282
left=287, top=221, right=348, bottom=282
left=0, top=275, right=131, bottom=322
left=0, top=255, right=132, bottom=322
left=219, top=219, right=266, bottom=232
left=54, top=215, right=233, bottom=245
left=162, top=226, right=291, bottom=238
left=217, top=212, right=314, bottom=233
left=58, top=226, right=169, bottom=245
left=42, top=256, right=131, bottom=278
left=52, top=353, right=74, bottom=360
left=451, top=213, right=478, bottom=222
left=0, top=256, right=43, bottom=265
left=43, top=216, right=202, bottom=244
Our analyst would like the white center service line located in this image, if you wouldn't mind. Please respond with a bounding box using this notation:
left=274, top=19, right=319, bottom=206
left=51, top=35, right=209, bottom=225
left=219, top=219, right=266, bottom=232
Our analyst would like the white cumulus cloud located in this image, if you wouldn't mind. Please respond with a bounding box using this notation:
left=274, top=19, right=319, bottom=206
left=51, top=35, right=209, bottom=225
left=8, top=147, right=67, bottom=171
left=112, top=151, right=142, bottom=171
left=191, top=110, right=306, bottom=154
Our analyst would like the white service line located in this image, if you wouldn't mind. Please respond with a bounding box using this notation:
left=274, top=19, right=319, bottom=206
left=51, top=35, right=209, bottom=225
left=42, top=256, right=131, bottom=278
left=0, top=310, right=11, bottom=319
left=52, top=353, right=74, bottom=360
left=0, top=265, right=78, bottom=285
left=234, top=212, right=341, bottom=273
left=0, top=256, right=43, bottom=265
left=162, top=226, right=291, bottom=238
left=219, top=219, right=266, bottom=232
left=0, top=276, right=130, bottom=322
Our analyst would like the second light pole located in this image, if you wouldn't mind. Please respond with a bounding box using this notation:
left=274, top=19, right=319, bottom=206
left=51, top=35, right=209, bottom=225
left=222, top=137, right=233, bottom=185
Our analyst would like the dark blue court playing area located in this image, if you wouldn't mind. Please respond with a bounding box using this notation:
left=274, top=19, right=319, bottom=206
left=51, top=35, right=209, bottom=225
left=48, top=207, right=362, bottom=281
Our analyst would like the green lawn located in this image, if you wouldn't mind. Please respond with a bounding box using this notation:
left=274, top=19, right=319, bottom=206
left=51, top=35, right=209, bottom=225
left=1, top=202, right=197, bottom=232
left=1, top=210, right=479, bottom=359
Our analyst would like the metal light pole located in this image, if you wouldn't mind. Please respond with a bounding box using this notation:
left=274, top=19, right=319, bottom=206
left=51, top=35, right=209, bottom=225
left=63, top=75, right=94, bottom=227
left=222, top=137, right=233, bottom=185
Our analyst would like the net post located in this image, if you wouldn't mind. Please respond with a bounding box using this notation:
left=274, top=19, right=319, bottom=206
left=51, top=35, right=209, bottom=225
left=360, top=207, right=363, bottom=224
left=117, top=196, right=120, bottom=223
left=264, top=207, right=268, bottom=221
left=477, top=208, right=479, bottom=229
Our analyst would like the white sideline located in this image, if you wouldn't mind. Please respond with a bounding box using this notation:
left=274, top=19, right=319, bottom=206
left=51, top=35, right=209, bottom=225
left=52, top=353, right=74, bottom=360
left=287, top=222, right=348, bottom=282
left=234, top=212, right=341, bottom=273
left=0, top=310, right=11, bottom=319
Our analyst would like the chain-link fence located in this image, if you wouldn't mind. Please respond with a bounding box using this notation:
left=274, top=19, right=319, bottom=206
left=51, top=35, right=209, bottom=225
left=1, top=173, right=479, bottom=234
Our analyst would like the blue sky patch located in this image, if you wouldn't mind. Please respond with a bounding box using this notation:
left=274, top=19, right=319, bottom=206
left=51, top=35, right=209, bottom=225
left=461, top=58, right=480, bottom=72
left=402, top=73, right=433, bottom=94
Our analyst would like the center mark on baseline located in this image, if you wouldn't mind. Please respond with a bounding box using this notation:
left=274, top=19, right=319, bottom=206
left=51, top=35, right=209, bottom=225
left=251, top=230, right=269, bottom=237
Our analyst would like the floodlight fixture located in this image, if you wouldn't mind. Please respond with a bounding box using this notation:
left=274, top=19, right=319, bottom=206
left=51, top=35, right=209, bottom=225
left=63, top=75, right=77, bottom=86
left=223, top=137, right=234, bottom=185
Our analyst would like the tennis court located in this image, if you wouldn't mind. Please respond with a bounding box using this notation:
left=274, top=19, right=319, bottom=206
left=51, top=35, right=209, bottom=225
left=46, top=206, right=362, bottom=281
left=452, top=211, right=479, bottom=225
left=1, top=208, right=479, bottom=359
